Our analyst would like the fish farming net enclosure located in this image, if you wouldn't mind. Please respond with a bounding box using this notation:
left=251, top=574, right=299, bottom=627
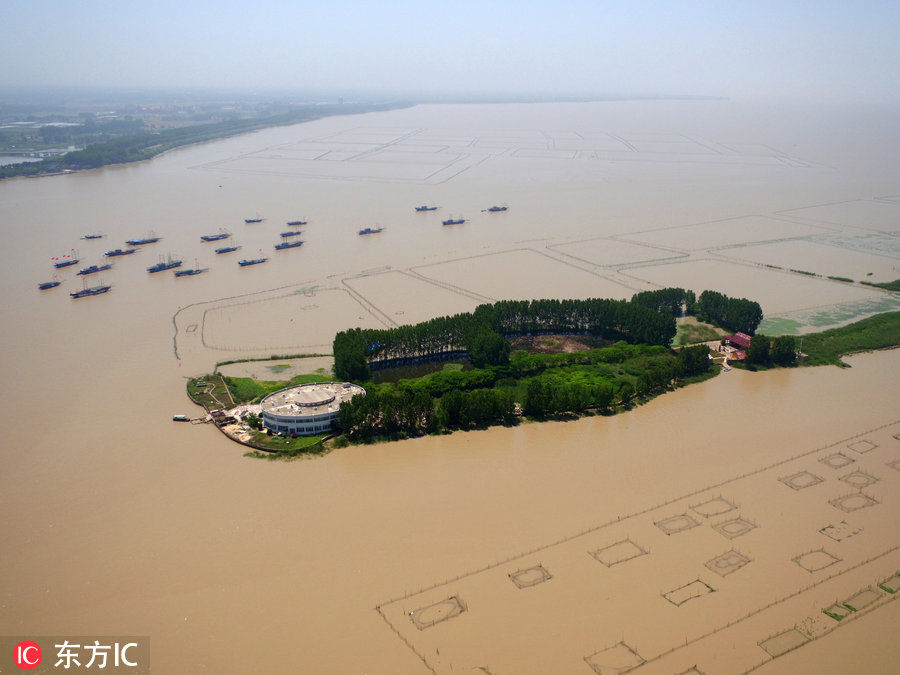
left=654, top=513, right=700, bottom=535
left=409, top=596, right=466, bottom=631
left=778, top=470, right=824, bottom=490
left=371, top=421, right=900, bottom=674
left=584, top=642, right=644, bottom=674
left=589, top=539, right=648, bottom=567
left=689, top=496, right=737, bottom=518
left=508, top=564, right=552, bottom=589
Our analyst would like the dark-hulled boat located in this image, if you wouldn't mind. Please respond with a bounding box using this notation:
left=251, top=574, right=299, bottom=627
left=358, top=227, right=383, bottom=235
left=215, top=245, right=241, bottom=254
left=280, top=230, right=303, bottom=238
left=77, top=264, right=113, bottom=276
left=82, top=234, right=104, bottom=240
left=201, top=233, right=230, bottom=242
left=286, top=220, right=307, bottom=226
left=415, top=205, right=438, bottom=211
left=274, top=239, right=304, bottom=250
left=126, top=236, right=161, bottom=245
left=53, top=258, right=80, bottom=268
left=39, top=280, right=61, bottom=290
left=175, top=267, right=207, bottom=277
left=147, top=257, right=183, bottom=273
left=485, top=205, right=508, bottom=212
left=70, top=284, right=111, bottom=298
left=238, top=257, right=268, bottom=266
left=442, top=218, right=465, bottom=225
left=244, top=217, right=264, bottom=223
left=106, top=248, right=137, bottom=257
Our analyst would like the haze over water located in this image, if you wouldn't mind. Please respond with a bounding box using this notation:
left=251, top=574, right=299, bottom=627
left=1, top=99, right=899, bottom=672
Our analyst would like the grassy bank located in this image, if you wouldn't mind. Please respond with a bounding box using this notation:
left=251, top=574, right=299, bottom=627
left=800, top=311, right=900, bottom=366
left=672, top=317, right=723, bottom=347
left=861, top=278, right=900, bottom=292
left=242, top=432, right=327, bottom=459
left=186, top=374, right=233, bottom=410
left=222, top=373, right=338, bottom=404
left=214, top=352, right=330, bottom=369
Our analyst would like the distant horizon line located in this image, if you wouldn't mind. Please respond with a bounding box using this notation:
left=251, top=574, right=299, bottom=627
left=0, top=85, right=727, bottom=106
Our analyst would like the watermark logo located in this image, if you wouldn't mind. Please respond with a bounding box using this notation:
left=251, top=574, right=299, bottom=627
left=3, top=637, right=148, bottom=672
left=13, top=641, right=42, bottom=670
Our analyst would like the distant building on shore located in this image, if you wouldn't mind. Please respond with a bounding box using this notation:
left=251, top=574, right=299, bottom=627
left=260, top=382, right=364, bottom=436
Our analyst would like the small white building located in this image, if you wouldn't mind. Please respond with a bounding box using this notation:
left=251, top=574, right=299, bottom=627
left=260, top=382, right=365, bottom=436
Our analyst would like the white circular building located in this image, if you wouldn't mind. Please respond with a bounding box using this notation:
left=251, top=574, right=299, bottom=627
left=260, top=382, right=365, bottom=436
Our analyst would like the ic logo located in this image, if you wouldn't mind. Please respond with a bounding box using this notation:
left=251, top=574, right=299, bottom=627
left=13, top=640, right=42, bottom=670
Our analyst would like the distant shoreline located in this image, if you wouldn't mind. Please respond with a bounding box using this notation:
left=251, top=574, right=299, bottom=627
left=0, top=101, right=412, bottom=181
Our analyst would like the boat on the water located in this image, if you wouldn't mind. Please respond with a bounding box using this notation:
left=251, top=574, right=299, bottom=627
left=442, top=218, right=465, bottom=225
left=358, top=227, right=384, bottom=235
left=53, top=257, right=80, bottom=268
left=174, top=266, right=207, bottom=277
left=70, top=283, right=111, bottom=298
left=280, top=230, right=303, bottom=238
left=485, top=205, right=508, bottom=212
left=82, top=234, right=104, bottom=240
left=173, top=414, right=190, bottom=422
left=244, top=217, right=264, bottom=223
left=415, top=205, right=438, bottom=211
left=200, top=232, right=230, bottom=242
left=274, top=239, right=304, bottom=250
left=106, top=248, right=137, bottom=257
left=77, top=264, right=113, bottom=276
left=286, top=220, right=307, bottom=226
left=147, top=256, right=183, bottom=273
left=215, top=245, right=241, bottom=254
left=39, top=280, right=61, bottom=290
left=238, top=257, right=268, bottom=266
left=125, top=236, right=161, bottom=245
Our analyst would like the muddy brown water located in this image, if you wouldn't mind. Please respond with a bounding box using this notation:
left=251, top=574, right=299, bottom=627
left=1, top=100, right=898, bottom=673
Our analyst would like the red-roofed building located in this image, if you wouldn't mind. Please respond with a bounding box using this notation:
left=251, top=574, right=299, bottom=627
left=726, top=332, right=752, bottom=349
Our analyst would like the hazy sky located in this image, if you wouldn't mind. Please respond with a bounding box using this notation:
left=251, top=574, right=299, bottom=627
left=2, top=0, right=897, bottom=102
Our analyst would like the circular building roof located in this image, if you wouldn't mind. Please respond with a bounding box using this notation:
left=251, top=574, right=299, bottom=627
left=260, top=382, right=365, bottom=418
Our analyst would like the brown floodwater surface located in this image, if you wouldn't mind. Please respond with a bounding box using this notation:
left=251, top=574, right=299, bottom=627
left=1, top=100, right=898, bottom=673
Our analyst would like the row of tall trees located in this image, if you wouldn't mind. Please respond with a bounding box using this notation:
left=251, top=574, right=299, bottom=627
left=631, top=287, right=696, bottom=317
left=333, top=296, right=680, bottom=380
left=438, top=389, right=517, bottom=428
left=523, top=378, right=616, bottom=416
left=337, top=388, right=437, bottom=439
left=337, top=385, right=517, bottom=439
left=474, top=298, right=676, bottom=346
left=695, top=290, right=764, bottom=334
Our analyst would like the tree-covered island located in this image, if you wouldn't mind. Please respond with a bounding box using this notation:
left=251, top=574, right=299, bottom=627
left=331, top=288, right=760, bottom=442
left=189, top=289, right=900, bottom=456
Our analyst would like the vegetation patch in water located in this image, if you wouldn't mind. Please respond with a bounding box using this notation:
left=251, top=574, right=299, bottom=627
left=799, top=311, right=900, bottom=366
